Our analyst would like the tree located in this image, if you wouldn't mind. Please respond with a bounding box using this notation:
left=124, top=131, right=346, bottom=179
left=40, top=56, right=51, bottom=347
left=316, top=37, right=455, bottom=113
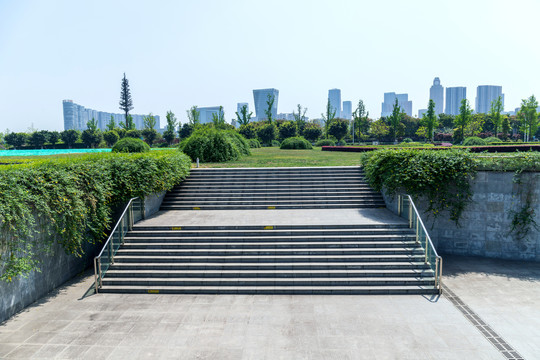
left=501, top=116, right=511, bottom=140
left=235, top=104, right=253, bottom=126
left=370, top=119, right=389, bottom=141
left=265, top=94, right=275, bottom=123
left=142, top=113, right=158, bottom=145
left=106, top=115, right=116, bottom=131
left=187, top=106, right=200, bottom=126
left=119, top=72, right=134, bottom=128
left=29, top=131, right=49, bottom=149
left=81, top=128, right=103, bottom=148
left=257, top=123, right=277, bottom=144
left=302, top=123, right=323, bottom=142
left=388, top=99, right=404, bottom=142
left=5, top=132, right=28, bottom=149
left=321, top=99, right=336, bottom=138
left=466, top=114, right=486, bottom=137
left=48, top=131, right=60, bottom=148
left=328, top=119, right=349, bottom=143
left=179, top=123, right=194, bottom=139
left=517, top=95, right=539, bottom=142
left=489, top=96, right=504, bottom=136
left=421, top=99, right=439, bottom=142
left=438, top=113, right=455, bottom=129
left=163, top=111, right=177, bottom=145
left=352, top=100, right=370, bottom=142
left=279, top=121, right=297, bottom=140
left=211, top=106, right=226, bottom=128
left=103, top=130, right=120, bottom=147
left=454, top=99, right=472, bottom=144
left=87, top=118, right=98, bottom=131
left=239, top=123, right=257, bottom=139
left=61, top=130, right=80, bottom=148
left=292, top=104, right=308, bottom=134
left=119, top=114, right=136, bottom=130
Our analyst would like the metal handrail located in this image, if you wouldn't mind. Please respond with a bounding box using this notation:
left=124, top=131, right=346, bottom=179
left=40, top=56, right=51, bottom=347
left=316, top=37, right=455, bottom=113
left=397, top=194, right=443, bottom=293
left=93, top=197, right=144, bottom=293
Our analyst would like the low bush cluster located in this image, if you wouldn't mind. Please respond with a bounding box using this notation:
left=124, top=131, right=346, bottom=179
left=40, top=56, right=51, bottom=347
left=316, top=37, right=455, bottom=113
left=360, top=149, right=477, bottom=224
left=112, top=137, right=150, bottom=153
left=0, top=150, right=191, bottom=280
left=248, top=139, right=261, bottom=148
left=463, top=137, right=487, bottom=146
left=315, top=139, right=336, bottom=147
left=280, top=137, right=313, bottom=150
left=180, top=128, right=250, bottom=162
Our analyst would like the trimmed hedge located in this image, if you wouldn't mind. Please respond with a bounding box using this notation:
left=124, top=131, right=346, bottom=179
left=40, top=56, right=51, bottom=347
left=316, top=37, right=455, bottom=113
left=280, top=137, right=313, bottom=149
left=315, top=139, right=336, bottom=147
left=0, top=151, right=191, bottom=281
left=248, top=139, right=261, bottom=148
left=323, top=144, right=540, bottom=153
left=180, top=128, right=250, bottom=162
left=112, top=137, right=150, bottom=153
left=463, top=137, right=487, bottom=146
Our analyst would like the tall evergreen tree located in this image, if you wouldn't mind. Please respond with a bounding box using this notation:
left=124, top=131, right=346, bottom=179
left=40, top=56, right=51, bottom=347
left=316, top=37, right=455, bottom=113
left=119, top=73, right=134, bottom=127
left=489, top=96, right=504, bottom=136
left=454, top=99, right=472, bottom=144
left=421, top=99, right=439, bottom=142
left=388, top=98, right=403, bottom=142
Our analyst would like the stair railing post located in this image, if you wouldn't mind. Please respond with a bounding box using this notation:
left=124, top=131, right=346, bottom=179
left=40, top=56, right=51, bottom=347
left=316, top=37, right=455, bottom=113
left=94, top=257, right=99, bottom=293
left=408, top=199, right=413, bottom=228
left=397, top=195, right=401, bottom=217
left=435, top=257, right=439, bottom=289
left=98, top=258, right=102, bottom=288
left=425, top=229, right=429, bottom=264
left=415, top=216, right=419, bottom=244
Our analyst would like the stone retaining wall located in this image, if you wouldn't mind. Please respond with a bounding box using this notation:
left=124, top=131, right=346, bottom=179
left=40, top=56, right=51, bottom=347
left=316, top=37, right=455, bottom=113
left=0, top=192, right=165, bottom=323
left=383, top=171, right=540, bottom=262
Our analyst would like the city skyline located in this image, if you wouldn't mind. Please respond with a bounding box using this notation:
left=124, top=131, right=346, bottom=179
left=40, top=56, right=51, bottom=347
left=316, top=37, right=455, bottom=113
left=1, top=1, right=539, bottom=132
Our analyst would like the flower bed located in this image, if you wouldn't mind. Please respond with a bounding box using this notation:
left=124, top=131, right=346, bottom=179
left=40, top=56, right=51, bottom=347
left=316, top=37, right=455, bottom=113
left=322, top=144, right=540, bottom=153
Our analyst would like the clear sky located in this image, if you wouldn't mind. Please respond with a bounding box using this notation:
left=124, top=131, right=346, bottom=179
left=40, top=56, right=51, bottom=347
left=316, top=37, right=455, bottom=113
left=1, top=0, right=539, bottom=132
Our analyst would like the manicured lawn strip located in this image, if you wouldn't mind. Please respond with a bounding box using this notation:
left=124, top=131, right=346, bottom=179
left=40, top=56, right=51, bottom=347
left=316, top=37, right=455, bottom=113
left=197, top=147, right=362, bottom=168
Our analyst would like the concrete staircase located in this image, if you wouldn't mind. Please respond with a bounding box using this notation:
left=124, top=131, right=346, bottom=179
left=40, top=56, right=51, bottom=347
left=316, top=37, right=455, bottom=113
left=100, top=224, right=437, bottom=294
left=98, top=167, right=438, bottom=295
left=160, top=167, right=385, bottom=210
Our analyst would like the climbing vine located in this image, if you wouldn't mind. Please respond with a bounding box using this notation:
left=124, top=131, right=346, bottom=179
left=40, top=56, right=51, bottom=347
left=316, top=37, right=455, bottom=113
left=0, top=150, right=191, bottom=281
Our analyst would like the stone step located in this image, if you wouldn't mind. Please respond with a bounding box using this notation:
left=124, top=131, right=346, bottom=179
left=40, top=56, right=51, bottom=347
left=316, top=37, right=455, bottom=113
left=98, top=285, right=439, bottom=295
left=161, top=199, right=383, bottom=206
left=167, top=191, right=379, bottom=198
left=127, top=228, right=412, bottom=237
left=124, top=235, right=416, bottom=243
left=121, top=241, right=419, bottom=249
left=168, top=188, right=375, bottom=194
left=182, top=176, right=367, bottom=181
left=160, top=203, right=386, bottom=210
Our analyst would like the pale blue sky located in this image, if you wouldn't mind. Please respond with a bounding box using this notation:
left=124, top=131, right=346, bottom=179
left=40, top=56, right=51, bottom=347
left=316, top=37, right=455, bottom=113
left=1, top=0, right=539, bottom=131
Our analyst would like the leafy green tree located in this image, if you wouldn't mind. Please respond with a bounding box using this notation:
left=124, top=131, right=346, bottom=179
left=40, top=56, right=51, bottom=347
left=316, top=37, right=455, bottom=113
left=302, top=123, right=323, bottom=142
left=143, top=113, right=157, bottom=130
left=421, top=99, right=439, bottom=142
left=116, top=128, right=127, bottom=139
left=239, top=123, right=257, bottom=139
left=388, top=99, right=404, bottom=142
left=501, top=116, right=511, bottom=140
left=29, top=131, right=49, bottom=149
left=5, top=132, right=28, bottom=149
left=48, top=131, right=60, bottom=148
left=87, top=118, right=98, bottom=131
left=235, top=104, right=253, bottom=126
left=211, top=106, right=226, bottom=128
left=187, top=106, right=200, bottom=126
left=352, top=100, right=370, bottom=142
left=466, top=114, right=485, bottom=137
left=119, top=72, right=134, bottom=128
left=328, top=119, right=349, bottom=143
left=125, top=129, right=142, bottom=138
left=103, top=130, right=120, bottom=147
left=81, top=128, right=103, bottom=148
left=179, top=123, right=194, bottom=139
left=438, top=113, right=455, bottom=129
left=370, top=119, right=389, bottom=141
left=61, top=129, right=80, bottom=148
left=321, top=99, right=336, bottom=138
left=141, top=113, right=158, bottom=145
left=106, top=115, right=116, bottom=131
left=163, top=110, right=177, bottom=145
left=489, top=96, right=504, bottom=136
left=517, top=95, right=539, bottom=142
left=120, top=115, right=136, bottom=130
left=292, top=104, right=308, bottom=134
left=279, top=121, right=297, bottom=140
left=265, top=94, right=275, bottom=123
left=454, top=99, right=472, bottom=144
left=257, top=123, right=277, bottom=144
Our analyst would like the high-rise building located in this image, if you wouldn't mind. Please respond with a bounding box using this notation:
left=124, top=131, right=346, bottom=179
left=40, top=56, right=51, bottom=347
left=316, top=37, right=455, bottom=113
left=62, top=100, right=158, bottom=131
left=475, top=85, right=504, bottom=114
left=197, top=106, right=222, bottom=124
left=381, top=92, right=412, bottom=117
left=445, top=87, right=467, bottom=116
left=429, top=77, right=444, bottom=115
left=253, top=88, right=279, bottom=121
left=328, top=89, right=342, bottom=117
left=342, top=101, right=352, bottom=119
left=418, top=109, right=427, bottom=118
left=237, top=102, right=249, bottom=115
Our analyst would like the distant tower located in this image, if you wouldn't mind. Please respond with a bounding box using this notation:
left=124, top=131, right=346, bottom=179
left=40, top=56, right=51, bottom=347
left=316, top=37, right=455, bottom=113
left=253, top=88, right=279, bottom=121
left=445, top=87, right=467, bottom=115
left=381, top=92, right=412, bottom=117
left=237, top=102, right=249, bottom=115
left=475, top=85, right=504, bottom=114
left=429, top=77, right=444, bottom=115
left=342, top=101, right=352, bottom=119
left=328, top=89, right=342, bottom=117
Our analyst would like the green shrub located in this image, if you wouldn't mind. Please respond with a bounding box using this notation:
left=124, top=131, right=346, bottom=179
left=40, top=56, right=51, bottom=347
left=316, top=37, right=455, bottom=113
left=278, top=121, right=298, bottom=140
left=103, top=130, right=120, bottom=147
left=239, top=123, right=257, bottom=139
left=463, top=136, right=487, bottom=146
left=112, top=137, right=150, bottom=153
left=125, top=129, right=142, bottom=138
left=257, top=123, right=277, bottom=145
left=180, top=128, right=250, bottom=162
left=280, top=136, right=313, bottom=150
left=484, top=137, right=502, bottom=144
left=315, top=139, right=336, bottom=147
left=402, top=138, right=413, bottom=143
left=360, top=149, right=477, bottom=224
left=303, top=123, right=323, bottom=142
left=248, top=139, right=261, bottom=148
left=0, top=151, right=191, bottom=281
left=271, top=140, right=281, bottom=147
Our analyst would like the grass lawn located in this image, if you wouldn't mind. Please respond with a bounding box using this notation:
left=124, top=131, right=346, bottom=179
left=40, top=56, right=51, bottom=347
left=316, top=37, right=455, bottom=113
left=197, top=147, right=363, bottom=168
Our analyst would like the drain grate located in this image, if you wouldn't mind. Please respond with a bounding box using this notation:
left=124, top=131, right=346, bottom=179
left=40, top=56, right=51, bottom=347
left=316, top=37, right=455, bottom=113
left=443, top=285, right=525, bottom=360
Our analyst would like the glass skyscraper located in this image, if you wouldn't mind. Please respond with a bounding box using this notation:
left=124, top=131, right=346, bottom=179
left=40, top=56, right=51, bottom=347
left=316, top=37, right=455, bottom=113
left=445, top=87, right=467, bottom=116
left=429, top=77, right=444, bottom=115
left=328, top=89, right=342, bottom=117
left=342, top=101, right=352, bottom=119
left=475, top=86, right=504, bottom=114
left=381, top=92, right=412, bottom=117
left=253, top=88, right=279, bottom=121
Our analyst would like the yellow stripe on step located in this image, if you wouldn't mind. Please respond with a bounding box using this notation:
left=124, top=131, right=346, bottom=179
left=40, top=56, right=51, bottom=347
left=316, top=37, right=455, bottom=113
left=263, top=226, right=274, bottom=230
left=171, top=227, right=182, bottom=230
left=267, top=206, right=276, bottom=209
left=193, top=207, right=201, bottom=210
left=148, top=289, right=159, bottom=294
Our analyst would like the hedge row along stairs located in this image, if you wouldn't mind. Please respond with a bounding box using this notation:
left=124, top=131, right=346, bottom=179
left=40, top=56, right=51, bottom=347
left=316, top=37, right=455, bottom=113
left=98, top=167, right=439, bottom=295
